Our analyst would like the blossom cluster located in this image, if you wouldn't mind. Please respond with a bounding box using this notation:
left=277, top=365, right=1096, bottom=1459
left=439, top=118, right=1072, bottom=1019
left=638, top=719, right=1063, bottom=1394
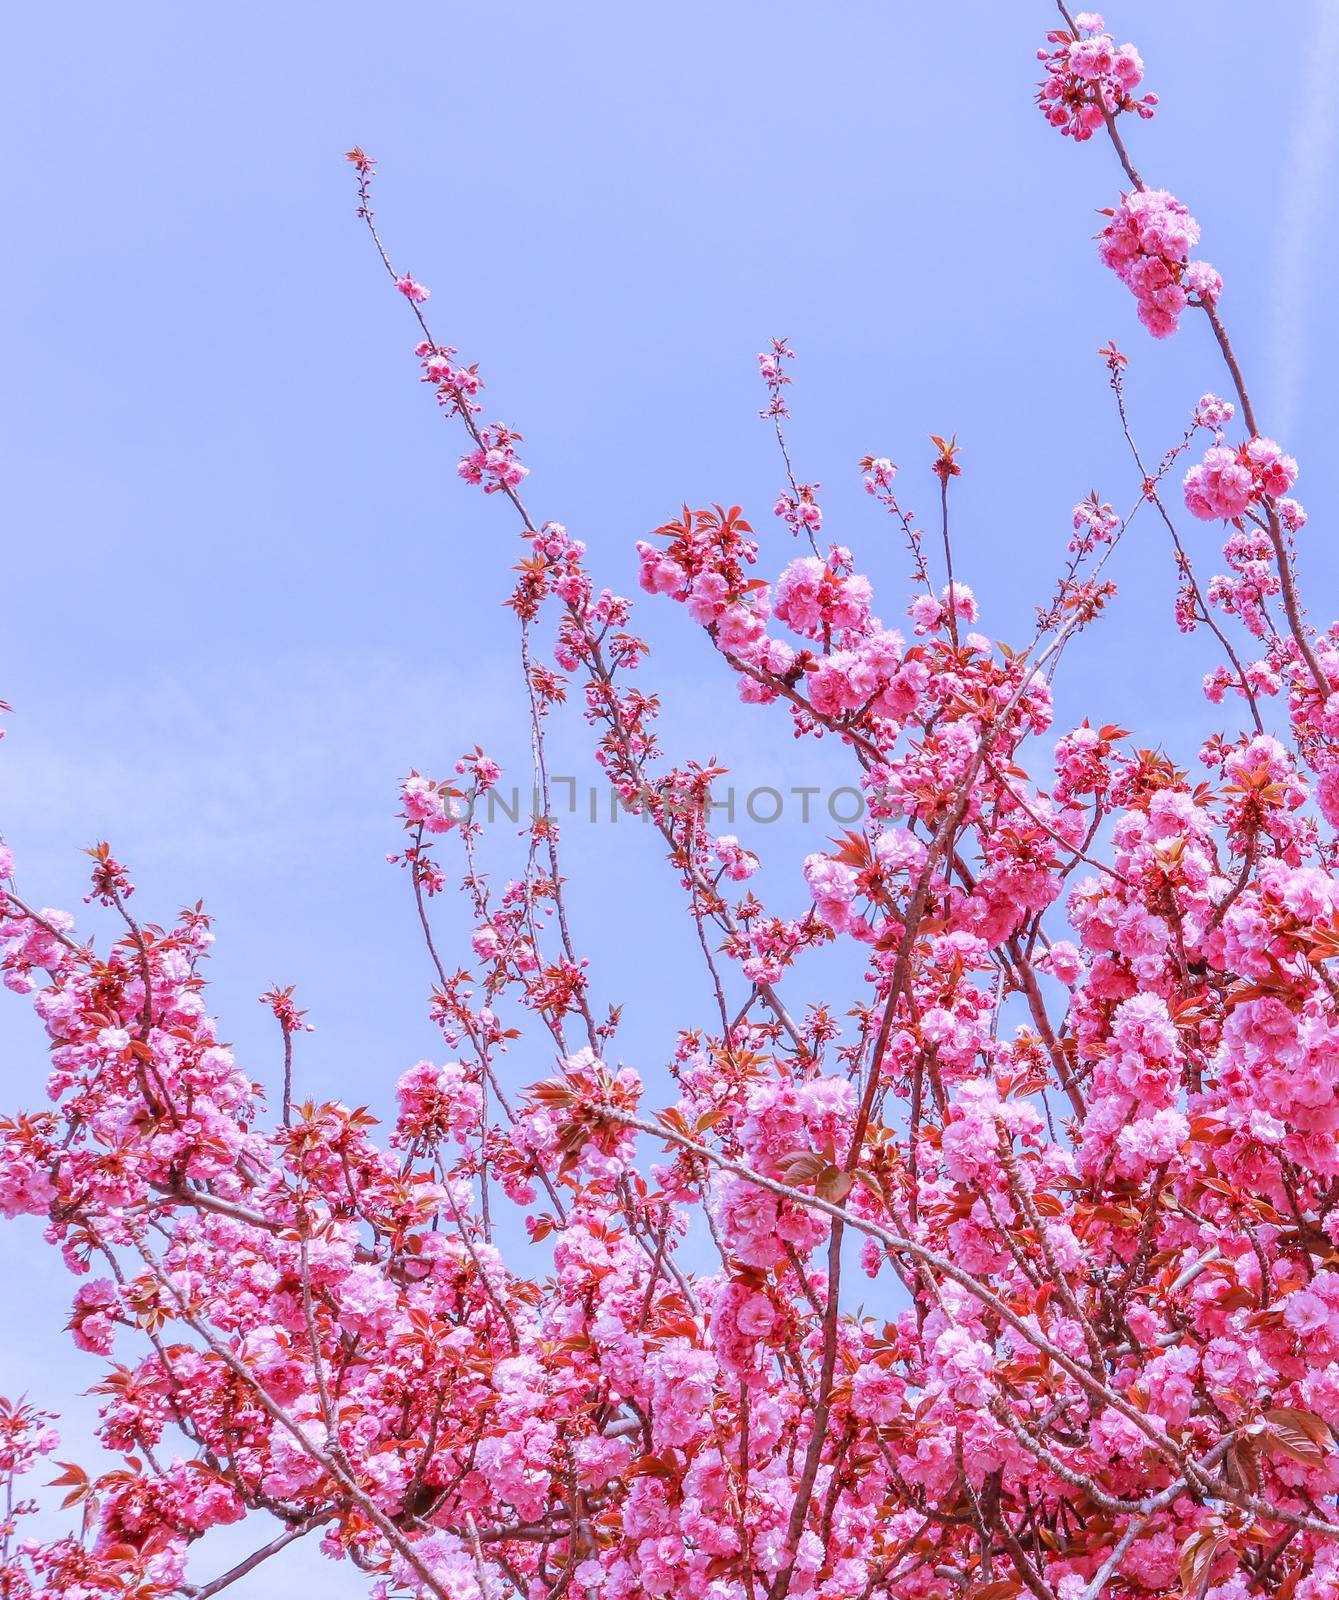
left=2, top=15, right=1339, bottom=1600
left=1036, top=10, right=1156, bottom=140
left=1184, top=435, right=1299, bottom=521
left=1098, top=188, right=1221, bottom=337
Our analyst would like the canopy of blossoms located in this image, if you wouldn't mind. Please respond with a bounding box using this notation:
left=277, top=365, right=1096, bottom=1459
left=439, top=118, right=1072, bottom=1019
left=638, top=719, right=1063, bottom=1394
left=2, top=8, right=1338, bottom=1600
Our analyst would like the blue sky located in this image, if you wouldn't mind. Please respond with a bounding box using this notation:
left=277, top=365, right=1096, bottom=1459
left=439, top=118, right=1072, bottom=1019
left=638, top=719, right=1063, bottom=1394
left=4, top=3, right=1338, bottom=1593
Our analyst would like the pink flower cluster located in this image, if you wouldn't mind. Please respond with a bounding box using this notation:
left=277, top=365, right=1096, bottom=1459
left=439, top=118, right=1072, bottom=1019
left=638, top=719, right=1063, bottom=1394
left=807, top=629, right=926, bottom=718
left=1098, top=188, right=1221, bottom=337
left=757, top=336, right=793, bottom=419
left=908, top=581, right=979, bottom=636
left=400, top=770, right=461, bottom=833
left=772, top=552, right=873, bottom=640
left=0, top=1396, right=57, bottom=1477
left=1194, top=392, right=1236, bottom=434
left=773, top=485, right=824, bottom=539
left=458, top=424, right=529, bottom=493
left=393, top=1059, right=482, bottom=1148
left=861, top=455, right=897, bottom=494
left=1036, top=12, right=1155, bottom=141
left=1184, top=435, right=1299, bottom=521
left=712, top=834, right=758, bottom=881
left=417, top=340, right=483, bottom=417
left=714, top=1077, right=853, bottom=1272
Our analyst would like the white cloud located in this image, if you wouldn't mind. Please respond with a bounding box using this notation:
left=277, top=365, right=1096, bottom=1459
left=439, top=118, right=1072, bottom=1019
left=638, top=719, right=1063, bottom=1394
left=1266, top=0, right=1339, bottom=441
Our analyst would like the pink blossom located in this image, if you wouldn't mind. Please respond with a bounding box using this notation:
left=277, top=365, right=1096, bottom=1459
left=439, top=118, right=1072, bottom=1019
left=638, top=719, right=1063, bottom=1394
left=1098, top=189, right=1213, bottom=337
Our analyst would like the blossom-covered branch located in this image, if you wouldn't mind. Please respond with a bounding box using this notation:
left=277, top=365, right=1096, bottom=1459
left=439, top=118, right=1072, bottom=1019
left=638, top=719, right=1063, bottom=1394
left=3, top=13, right=1339, bottom=1600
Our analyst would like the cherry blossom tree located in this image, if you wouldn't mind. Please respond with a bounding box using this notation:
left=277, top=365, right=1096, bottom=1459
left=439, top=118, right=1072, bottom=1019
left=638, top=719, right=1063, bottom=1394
left=4, top=9, right=1339, bottom=1599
